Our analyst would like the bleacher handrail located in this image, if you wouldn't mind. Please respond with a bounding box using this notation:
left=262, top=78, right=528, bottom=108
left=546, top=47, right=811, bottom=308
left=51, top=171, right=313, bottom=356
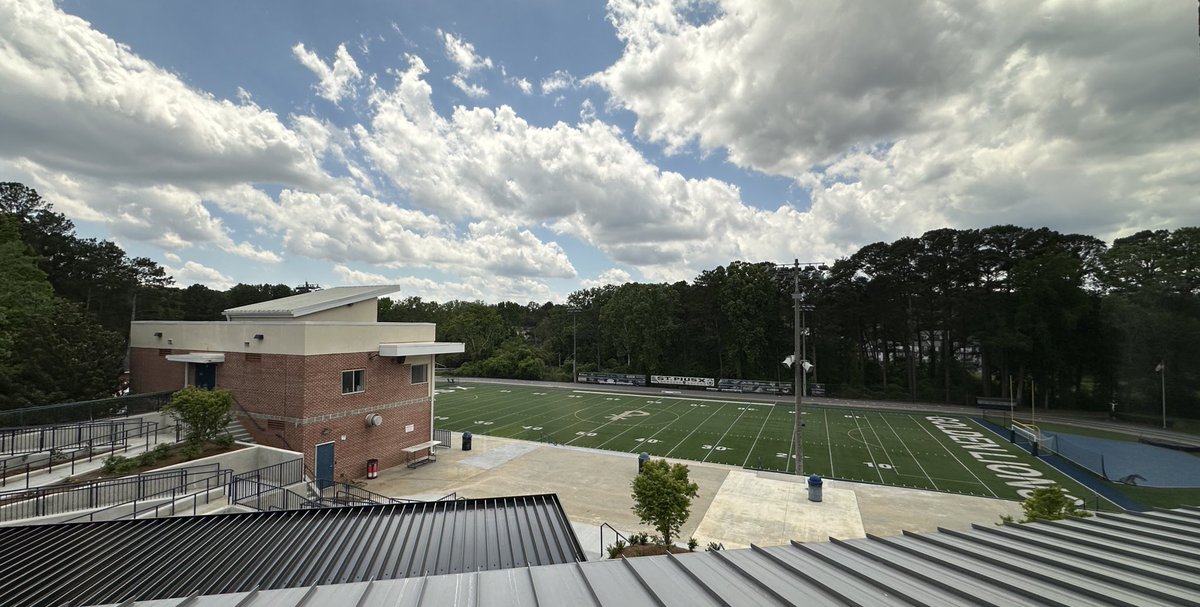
left=0, top=462, right=225, bottom=522
left=0, top=391, right=174, bottom=427
left=0, top=420, right=164, bottom=490
left=60, top=468, right=233, bottom=523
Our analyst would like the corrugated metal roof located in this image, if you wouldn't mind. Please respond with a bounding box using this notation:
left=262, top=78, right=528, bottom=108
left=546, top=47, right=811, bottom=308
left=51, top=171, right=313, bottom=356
left=95, top=507, right=1200, bottom=606
left=222, top=285, right=399, bottom=318
left=0, top=494, right=582, bottom=607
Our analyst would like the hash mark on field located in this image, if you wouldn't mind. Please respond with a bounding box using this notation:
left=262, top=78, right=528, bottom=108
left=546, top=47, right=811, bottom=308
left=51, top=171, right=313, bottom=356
left=703, top=404, right=751, bottom=462
left=851, top=413, right=884, bottom=482
left=741, top=404, right=778, bottom=468
left=664, top=406, right=725, bottom=458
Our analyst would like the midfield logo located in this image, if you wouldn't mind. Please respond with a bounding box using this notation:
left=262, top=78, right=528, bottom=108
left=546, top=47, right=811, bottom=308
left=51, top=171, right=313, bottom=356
left=606, top=410, right=650, bottom=422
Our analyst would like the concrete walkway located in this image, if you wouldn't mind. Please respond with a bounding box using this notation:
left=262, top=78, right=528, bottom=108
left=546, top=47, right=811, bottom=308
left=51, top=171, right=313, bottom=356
left=363, top=432, right=1022, bottom=558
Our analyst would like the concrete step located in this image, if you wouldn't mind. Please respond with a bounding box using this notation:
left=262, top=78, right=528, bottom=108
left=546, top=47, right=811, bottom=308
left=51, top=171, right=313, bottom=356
left=225, top=418, right=254, bottom=444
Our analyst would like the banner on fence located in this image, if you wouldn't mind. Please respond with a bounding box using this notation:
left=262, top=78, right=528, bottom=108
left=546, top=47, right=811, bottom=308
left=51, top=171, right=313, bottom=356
left=650, top=375, right=715, bottom=388
left=577, top=372, right=647, bottom=387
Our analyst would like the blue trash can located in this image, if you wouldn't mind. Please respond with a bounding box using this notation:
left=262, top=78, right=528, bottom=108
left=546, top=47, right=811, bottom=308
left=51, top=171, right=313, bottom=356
left=807, top=475, right=823, bottom=502
left=462, top=431, right=473, bottom=451
left=638, top=452, right=650, bottom=473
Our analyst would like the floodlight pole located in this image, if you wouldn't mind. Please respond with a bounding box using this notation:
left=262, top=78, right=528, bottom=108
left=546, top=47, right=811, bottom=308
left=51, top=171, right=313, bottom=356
left=793, top=260, right=803, bottom=476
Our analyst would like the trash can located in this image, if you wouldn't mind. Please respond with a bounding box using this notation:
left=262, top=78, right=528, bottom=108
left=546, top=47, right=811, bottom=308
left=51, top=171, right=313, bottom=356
left=462, top=431, right=473, bottom=451
left=367, top=459, right=379, bottom=479
left=638, top=452, right=650, bottom=473
left=807, top=474, right=823, bottom=502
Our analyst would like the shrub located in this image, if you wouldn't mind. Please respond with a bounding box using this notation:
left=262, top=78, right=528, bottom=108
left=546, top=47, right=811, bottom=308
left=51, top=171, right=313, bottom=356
left=687, top=537, right=699, bottom=552
left=706, top=542, right=724, bottom=552
left=102, top=455, right=135, bottom=476
left=606, top=539, right=627, bottom=559
left=162, top=386, right=233, bottom=445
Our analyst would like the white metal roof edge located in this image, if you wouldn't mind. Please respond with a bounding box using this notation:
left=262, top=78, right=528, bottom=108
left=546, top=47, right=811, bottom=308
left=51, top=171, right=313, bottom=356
left=222, top=285, right=400, bottom=318
left=378, top=342, right=466, bottom=357
left=164, top=352, right=226, bottom=364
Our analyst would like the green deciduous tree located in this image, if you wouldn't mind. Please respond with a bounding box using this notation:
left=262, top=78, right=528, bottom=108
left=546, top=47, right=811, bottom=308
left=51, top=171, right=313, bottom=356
left=1005, top=484, right=1091, bottom=523
left=164, top=386, right=234, bottom=445
left=630, top=459, right=700, bottom=548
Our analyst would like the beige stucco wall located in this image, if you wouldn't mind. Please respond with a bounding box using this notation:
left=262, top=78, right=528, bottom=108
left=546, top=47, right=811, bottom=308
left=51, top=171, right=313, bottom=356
left=130, top=321, right=436, bottom=355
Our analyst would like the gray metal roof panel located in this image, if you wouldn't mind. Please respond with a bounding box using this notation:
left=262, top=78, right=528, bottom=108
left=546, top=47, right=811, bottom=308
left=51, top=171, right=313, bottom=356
left=222, top=285, right=399, bottom=318
left=1, top=495, right=582, bottom=606
left=622, top=553, right=724, bottom=607
left=669, top=550, right=788, bottom=606
left=527, top=562, right=600, bottom=607
left=581, top=559, right=675, bottom=607
left=782, top=542, right=970, bottom=607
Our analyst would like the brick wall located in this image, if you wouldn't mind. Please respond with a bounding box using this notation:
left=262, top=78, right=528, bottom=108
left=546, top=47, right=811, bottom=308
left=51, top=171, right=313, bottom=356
left=129, top=348, right=187, bottom=393
left=131, top=346, right=432, bottom=479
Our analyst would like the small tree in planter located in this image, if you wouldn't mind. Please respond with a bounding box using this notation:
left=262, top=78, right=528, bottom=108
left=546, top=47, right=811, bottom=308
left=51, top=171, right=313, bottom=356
left=1001, top=484, right=1091, bottom=524
left=163, top=386, right=234, bottom=446
left=630, top=459, right=699, bottom=549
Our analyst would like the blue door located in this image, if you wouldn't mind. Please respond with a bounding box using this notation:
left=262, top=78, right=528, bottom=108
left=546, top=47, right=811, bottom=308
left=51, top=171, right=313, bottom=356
left=195, top=363, right=216, bottom=389
left=315, top=441, right=335, bottom=491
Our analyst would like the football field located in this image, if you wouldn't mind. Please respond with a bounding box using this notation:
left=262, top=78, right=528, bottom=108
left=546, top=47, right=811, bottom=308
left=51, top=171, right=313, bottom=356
left=433, top=382, right=1110, bottom=506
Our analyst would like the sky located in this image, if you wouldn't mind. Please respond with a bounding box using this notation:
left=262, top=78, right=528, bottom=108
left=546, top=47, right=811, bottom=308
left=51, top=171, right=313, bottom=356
left=1, top=0, right=1197, bottom=303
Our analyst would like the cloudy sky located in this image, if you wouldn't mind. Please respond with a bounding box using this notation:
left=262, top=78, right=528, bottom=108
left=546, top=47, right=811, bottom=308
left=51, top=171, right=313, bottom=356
left=2, top=0, right=1197, bottom=302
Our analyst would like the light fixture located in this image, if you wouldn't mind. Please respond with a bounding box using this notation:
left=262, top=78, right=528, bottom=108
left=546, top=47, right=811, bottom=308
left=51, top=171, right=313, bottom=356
left=153, top=332, right=163, bottom=338
left=253, top=334, right=264, bottom=340
left=321, top=427, right=332, bottom=436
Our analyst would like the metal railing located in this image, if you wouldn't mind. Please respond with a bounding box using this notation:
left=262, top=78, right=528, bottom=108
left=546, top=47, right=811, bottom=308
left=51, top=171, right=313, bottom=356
left=0, top=391, right=174, bottom=427
left=0, top=419, right=152, bottom=456
left=330, top=483, right=409, bottom=505
left=0, top=462, right=223, bottom=522
left=61, top=469, right=233, bottom=523
left=228, top=459, right=305, bottom=504
left=0, top=420, right=164, bottom=489
left=230, top=477, right=322, bottom=511
left=599, top=522, right=630, bottom=559
left=433, top=428, right=452, bottom=448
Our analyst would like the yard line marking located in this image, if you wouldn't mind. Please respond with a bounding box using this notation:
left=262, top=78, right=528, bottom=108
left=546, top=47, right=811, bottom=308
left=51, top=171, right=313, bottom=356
left=632, top=402, right=705, bottom=453
left=852, top=413, right=885, bottom=482
left=741, top=403, right=777, bottom=467
left=910, top=414, right=997, bottom=498
left=664, top=406, right=726, bottom=458
left=786, top=408, right=796, bottom=474
left=880, top=414, right=938, bottom=491
left=703, top=405, right=751, bottom=462
left=863, top=414, right=899, bottom=470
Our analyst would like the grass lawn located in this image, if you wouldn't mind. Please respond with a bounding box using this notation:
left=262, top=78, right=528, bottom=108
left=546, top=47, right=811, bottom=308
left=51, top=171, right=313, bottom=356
left=434, top=382, right=1119, bottom=509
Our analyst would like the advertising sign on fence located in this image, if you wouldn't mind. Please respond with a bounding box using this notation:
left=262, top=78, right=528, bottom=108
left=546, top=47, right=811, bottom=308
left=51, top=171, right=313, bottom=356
left=809, top=383, right=826, bottom=397
left=650, top=375, right=715, bottom=388
left=576, top=372, right=648, bottom=386
left=714, top=379, right=792, bottom=395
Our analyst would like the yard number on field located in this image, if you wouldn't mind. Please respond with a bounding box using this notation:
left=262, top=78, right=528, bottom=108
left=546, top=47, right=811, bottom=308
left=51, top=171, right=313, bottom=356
left=864, top=462, right=894, bottom=469
left=701, top=444, right=731, bottom=451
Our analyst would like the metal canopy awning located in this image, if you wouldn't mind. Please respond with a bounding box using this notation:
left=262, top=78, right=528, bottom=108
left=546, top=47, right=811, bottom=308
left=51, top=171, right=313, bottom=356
left=164, top=352, right=226, bottom=364
left=378, top=342, right=465, bottom=357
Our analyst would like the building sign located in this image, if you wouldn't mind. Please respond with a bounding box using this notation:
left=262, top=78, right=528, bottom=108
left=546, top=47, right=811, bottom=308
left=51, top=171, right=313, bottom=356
left=809, top=383, right=826, bottom=397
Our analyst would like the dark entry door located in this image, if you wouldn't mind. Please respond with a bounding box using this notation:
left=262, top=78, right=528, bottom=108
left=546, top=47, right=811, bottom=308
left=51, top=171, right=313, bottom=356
left=195, top=363, right=216, bottom=389
left=315, top=441, right=335, bottom=491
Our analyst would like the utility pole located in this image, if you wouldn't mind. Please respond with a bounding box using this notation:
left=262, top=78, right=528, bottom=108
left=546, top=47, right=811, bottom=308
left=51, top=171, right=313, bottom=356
left=1158, top=361, right=1167, bottom=429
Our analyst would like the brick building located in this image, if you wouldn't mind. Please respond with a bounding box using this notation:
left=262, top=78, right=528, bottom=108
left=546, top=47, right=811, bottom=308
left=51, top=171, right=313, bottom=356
left=128, top=286, right=463, bottom=483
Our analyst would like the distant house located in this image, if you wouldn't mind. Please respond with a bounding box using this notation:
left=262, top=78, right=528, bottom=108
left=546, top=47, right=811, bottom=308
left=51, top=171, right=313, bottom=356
left=128, top=285, right=464, bottom=483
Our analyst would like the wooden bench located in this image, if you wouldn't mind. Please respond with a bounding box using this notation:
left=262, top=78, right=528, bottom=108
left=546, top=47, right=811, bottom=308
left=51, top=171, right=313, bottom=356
left=403, top=440, right=441, bottom=468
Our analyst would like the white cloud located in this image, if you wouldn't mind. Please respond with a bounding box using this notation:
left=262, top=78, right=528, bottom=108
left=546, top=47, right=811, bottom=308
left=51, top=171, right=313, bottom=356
left=439, top=29, right=493, bottom=97
left=292, top=42, right=364, bottom=104
left=333, top=265, right=558, bottom=303
left=513, top=77, right=532, bottom=95
left=581, top=268, right=632, bottom=289
left=165, top=261, right=235, bottom=290
left=595, top=0, right=1200, bottom=242
left=163, top=252, right=181, bottom=263
left=540, top=69, right=578, bottom=95
left=0, top=0, right=327, bottom=190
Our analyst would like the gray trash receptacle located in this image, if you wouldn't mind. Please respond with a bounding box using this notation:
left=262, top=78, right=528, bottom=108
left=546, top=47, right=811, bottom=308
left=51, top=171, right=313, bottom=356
left=807, top=474, right=823, bottom=502
left=462, top=432, right=473, bottom=451
left=638, top=452, right=650, bottom=473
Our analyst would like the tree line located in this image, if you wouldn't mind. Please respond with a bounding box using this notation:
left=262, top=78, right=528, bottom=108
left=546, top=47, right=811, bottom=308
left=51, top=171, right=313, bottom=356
left=3, top=182, right=1197, bottom=420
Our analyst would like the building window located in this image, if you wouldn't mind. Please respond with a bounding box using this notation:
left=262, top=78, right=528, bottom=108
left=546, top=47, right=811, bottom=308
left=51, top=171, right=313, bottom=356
left=342, top=369, right=365, bottom=394
left=411, top=363, right=429, bottom=385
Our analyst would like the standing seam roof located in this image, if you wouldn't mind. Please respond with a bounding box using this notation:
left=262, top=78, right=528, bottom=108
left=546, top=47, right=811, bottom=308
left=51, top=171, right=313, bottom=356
left=92, top=506, right=1200, bottom=607
left=0, top=494, right=582, bottom=606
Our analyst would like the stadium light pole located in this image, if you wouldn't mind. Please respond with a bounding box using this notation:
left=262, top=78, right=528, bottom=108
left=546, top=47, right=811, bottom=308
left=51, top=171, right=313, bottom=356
left=786, top=259, right=821, bottom=476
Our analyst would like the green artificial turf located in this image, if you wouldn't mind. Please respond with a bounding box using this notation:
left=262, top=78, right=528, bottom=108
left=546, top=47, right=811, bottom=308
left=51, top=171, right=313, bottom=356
left=434, top=382, right=1119, bottom=509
